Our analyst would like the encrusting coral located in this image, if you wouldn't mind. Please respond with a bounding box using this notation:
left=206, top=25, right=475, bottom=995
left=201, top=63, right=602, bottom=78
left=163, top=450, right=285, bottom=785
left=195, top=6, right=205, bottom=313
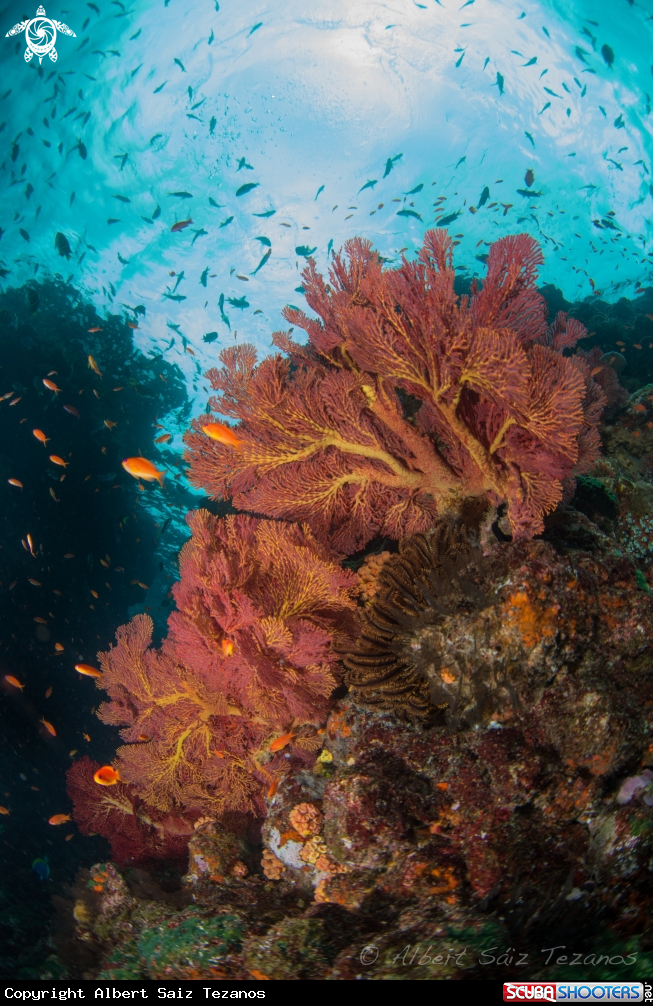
left=355, top=550, right=392, bottom=602
left=69, top=510, right=357, bottom=828
left=289, top=802, right=323, bottom=837
left=261, top=848, right=285, bottom=880
left=184, top=229, right=605, bottom=548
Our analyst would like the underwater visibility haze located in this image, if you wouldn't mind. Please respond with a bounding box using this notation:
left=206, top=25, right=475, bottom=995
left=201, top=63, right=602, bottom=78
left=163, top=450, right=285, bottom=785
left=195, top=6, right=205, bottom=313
left=1, top=0, right=653, bottom=982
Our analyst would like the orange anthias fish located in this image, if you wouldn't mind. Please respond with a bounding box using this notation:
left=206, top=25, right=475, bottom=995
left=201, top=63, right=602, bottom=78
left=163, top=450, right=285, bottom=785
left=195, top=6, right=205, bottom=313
left=0, top=806, right=10, bottom=816
left=40, top=718, right=56, bottom=737
left=8, top=479, right=23, bottom=488
left=104, top=420, right=117, bottom=429
left=171, top=217, right=193, bottom=232
left=48, top=813, right=71, bottom=825
left=122, top=457, right=166, bottom=487
left=88, top=327, right=103, bottom=333
left=4, top=675, right=24, bottom=690
left=633, top=403, right=647, bottom=413
left=33, top=429, right=49, bottom=445
left=54, top=643, right=64, bottom=653
left=49, top=455, right=69, bottom=468
left=74, top=663, right=102, bottom=678
left=43, top=379, right=62, bottom=394
left=202, top=422, right=244, bottom=450
left=88, top=355, right=103, bottom=377
left=269, top=731, right=297, bottom=753
left=155, top=433, right=171, bottom=444
left=93, top=765, right=122, bottom=786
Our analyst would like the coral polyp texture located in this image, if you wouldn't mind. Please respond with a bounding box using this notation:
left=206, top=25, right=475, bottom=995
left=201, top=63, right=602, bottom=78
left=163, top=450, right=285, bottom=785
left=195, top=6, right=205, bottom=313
left=184, top=230, right=605, bottom=548
left=93, top=510, right=357, bottom=819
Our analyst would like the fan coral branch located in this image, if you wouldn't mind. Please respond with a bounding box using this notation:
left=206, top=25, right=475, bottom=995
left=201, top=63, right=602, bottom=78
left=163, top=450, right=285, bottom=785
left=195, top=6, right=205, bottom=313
left=66, top=757, right=193, bottom=866
left=94, top=512, right=357, bottom=819
left=185, top=230, right=605, bottom=546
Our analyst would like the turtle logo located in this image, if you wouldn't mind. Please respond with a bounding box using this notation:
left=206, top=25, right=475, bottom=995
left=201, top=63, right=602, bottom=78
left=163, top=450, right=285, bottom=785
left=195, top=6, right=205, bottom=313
left=5, top=5, right=76, bottom=64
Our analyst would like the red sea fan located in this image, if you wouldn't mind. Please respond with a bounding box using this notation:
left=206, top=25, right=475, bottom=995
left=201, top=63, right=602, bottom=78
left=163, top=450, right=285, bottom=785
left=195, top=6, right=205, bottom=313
left=575, top=345, right=628, bottom=413
left=66, top=757, right=192, bottom=867
left=95, top=512, right=357, bottom=818
left=185, top=230, right=606, bottom=545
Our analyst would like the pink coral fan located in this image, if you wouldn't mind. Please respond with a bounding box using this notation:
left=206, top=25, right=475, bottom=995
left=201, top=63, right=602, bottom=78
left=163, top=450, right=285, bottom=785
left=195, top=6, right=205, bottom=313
left=94, top=511, right=357, bottom=819
left=66, top=757, right=192, bottom=867
left=184, top=230, right=606, bottom=547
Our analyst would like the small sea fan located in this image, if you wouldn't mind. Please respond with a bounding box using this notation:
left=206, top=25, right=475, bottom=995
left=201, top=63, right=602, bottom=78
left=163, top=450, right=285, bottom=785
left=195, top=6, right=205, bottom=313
left=95, top=511, right=358, bottom=819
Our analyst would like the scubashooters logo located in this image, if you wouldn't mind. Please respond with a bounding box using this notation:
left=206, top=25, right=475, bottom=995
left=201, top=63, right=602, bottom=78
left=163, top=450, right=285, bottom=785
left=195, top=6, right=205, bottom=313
left=5, top=5, right=76, bottom=64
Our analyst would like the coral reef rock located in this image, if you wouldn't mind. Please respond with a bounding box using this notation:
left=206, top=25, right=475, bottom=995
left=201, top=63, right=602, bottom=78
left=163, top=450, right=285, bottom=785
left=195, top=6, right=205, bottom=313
left=261, top=530, right=653, bottom=962
left=57, top=521, right=653, bottom=983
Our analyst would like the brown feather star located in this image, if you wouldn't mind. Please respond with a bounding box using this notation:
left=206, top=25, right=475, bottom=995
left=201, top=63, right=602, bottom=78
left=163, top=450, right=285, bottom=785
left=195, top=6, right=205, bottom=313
left=340, top=521, right=492, bottom=724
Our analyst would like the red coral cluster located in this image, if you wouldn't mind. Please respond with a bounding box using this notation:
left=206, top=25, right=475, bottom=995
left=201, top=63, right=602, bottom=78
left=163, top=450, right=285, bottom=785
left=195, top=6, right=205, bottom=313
left=185, top=230, right=605, bottom=545
left=75, top=511, right=356, bottom=824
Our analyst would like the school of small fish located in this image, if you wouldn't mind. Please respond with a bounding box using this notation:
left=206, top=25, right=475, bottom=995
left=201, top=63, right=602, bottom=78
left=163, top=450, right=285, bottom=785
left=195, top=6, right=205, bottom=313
left=0, top=339, right=179, bottom=838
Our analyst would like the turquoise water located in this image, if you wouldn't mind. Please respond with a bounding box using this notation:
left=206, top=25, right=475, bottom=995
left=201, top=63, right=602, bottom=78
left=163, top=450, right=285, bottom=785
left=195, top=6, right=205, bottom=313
left=2, top=0, right=653, bottom=428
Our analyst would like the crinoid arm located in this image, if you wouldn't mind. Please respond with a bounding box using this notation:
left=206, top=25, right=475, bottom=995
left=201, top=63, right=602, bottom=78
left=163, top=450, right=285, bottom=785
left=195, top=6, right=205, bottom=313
left=342, top=520, right=489, bottom=724
left=53, top=21, right=76, bottom=35
left=5, top=21, right=28, bottom=36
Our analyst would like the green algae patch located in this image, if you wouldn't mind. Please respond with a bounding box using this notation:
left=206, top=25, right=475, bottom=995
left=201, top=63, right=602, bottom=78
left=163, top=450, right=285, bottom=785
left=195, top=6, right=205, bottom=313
left=137, top=910, right=244, bottom=978
left=244, top=917, right=330, bottom=980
